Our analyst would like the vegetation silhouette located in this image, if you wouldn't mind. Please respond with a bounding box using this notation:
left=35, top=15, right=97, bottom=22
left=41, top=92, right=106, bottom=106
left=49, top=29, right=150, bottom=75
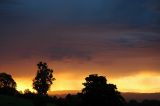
left=33, top=62, right=55, bottom=96
left=0, top=72, right=16, bottom=88
left=80, top=74, right=126, bottom=106
left=0, top=62, right=160, bottom=106
left=0, top=72, right=18, bottom=95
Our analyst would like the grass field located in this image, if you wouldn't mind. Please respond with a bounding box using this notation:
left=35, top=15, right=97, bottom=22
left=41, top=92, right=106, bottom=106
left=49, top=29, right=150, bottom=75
left=0, top=95, right=58, bottom=106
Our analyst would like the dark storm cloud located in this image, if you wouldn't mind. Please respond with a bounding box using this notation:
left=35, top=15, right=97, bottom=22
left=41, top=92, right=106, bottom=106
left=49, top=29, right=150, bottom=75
left=0, top=0, right=160, bottom=27
left=147, top=0, right=160, bottom=11
left=111, top=32, right=160, bottom=48
left=0, top=26, right=160, bottom=63
left=49, top=48, right=92, bottom=61
left=0, top=0, right=17, bottom=4
left=0, top=0, right=160, bottom=62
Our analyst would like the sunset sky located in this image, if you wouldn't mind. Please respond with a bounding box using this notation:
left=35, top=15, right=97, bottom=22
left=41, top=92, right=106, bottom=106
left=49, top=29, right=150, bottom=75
left=0, top=0, right=160, bottom=93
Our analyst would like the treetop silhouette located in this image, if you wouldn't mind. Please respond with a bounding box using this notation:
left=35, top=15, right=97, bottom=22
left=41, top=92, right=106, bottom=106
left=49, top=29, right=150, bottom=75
left=81, top=74, right=126, bottom=106
left=0, top=72, right=16, bottom=89
left=33, top=62, right=55, bottom=96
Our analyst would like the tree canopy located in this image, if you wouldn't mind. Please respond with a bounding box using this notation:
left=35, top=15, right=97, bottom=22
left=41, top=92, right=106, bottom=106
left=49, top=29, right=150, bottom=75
left=81, top=74, right=126, bottom=106
left=33, top=62, right=55, bottom=96
left=0, top=72, right=16, bottom=89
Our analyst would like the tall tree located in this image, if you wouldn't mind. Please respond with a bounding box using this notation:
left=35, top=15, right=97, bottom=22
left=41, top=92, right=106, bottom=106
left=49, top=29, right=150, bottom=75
left=81, top=74, right=126, bottom=106
left=0, top=72, right=16, bottom=89
left=33, top=62, right=55, bottom=95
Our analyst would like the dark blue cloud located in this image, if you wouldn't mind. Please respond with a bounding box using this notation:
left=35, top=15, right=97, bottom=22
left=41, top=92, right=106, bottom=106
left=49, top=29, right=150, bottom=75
left=0, top=0, right=160, bottom=62
left=110, top=32, right=160, bottom=48
left=0, top=0, right=159, bottom=27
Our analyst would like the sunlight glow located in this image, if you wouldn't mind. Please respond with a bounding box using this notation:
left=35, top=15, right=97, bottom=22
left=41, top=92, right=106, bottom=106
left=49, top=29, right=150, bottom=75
left=15, top=72, right=160, bottom=93
left=15, top=78, right=33, bottom=92
left=111, top=72, right=160, bottom=93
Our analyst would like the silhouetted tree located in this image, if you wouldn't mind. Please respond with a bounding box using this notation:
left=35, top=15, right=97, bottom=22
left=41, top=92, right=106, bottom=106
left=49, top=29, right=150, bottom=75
left=0, top=72, right=16, bottom=89
left=24, top=89, right=32, bottom=94
left=33, top=62, right=55, bottom=96
left=81, top=74, right=126, bottom=106
left=0, top=72, right=18, bottom=95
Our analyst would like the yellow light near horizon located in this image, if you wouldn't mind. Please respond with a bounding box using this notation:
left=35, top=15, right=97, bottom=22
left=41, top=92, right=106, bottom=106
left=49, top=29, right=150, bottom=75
left=15, top=73, right=83, bottom=92
left=51, top=79, right=83, bottom=91
left=111, top=72, right=160, bottom=93
left=15, top=78, right=33, bottom=92
left=51, top=73, right=83, bottom=91
left=15, top=72, right=160, bottom=93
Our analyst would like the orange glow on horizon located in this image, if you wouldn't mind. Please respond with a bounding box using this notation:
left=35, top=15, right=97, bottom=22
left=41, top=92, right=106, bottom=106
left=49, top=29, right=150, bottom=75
left=15, top=78, right=33, bottom=92
left=110, top=72, right=160, bottom=93
left=15, top=71, right=160, bottom=93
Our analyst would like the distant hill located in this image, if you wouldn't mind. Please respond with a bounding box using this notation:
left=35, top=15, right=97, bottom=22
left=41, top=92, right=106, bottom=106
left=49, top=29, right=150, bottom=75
left=48, top=90, right=79, bottom=98
left=122, top=92, right=160, bottom=102
left=49, top=90, right=160, bottom=101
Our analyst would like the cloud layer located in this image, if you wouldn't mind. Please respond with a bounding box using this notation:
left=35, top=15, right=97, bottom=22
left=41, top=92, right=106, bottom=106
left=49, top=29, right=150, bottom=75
left=0, top=0, right=160, bottom=26
left=0, top=0, right=160, bottom=77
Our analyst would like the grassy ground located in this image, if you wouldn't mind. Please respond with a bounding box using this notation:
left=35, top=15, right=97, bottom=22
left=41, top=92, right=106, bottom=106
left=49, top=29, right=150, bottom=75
left=0, top=95, right=58, bottom=106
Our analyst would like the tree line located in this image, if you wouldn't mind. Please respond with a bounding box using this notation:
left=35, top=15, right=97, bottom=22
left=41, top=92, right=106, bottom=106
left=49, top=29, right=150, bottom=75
left=0, top=62, right=160, bottom=106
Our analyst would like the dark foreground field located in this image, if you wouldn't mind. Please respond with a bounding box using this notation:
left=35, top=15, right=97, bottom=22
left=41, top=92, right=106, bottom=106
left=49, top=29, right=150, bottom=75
left=49, top=90, right=160, bottom=101
left=0, top=95, right=58, bottom=106
left=1, top=94, right=160, bottom=106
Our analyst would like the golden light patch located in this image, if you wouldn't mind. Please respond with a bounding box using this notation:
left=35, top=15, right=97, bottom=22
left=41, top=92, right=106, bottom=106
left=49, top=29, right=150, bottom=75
left=110, top=72, right=160, bottom=93
left=14, top=72, right=160, bottom=93
left=51, top=73, right=83, bottom=91
left=15, top=78, right=33, bottom=92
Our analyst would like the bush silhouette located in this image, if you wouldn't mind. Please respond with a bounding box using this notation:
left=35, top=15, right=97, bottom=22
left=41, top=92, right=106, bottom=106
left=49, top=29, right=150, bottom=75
left=64, top=94, right=83, bottom=106
left=81, top=74, right=126, bottom=106
left=0, top=72, right=16, bottom=88
left=0, top=72, right=18, bottom=95
left=33, top=62, right=55, bottom=96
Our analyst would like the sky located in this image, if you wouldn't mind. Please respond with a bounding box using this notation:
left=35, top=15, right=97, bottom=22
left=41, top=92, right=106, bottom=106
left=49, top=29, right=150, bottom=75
left=0, top=0, right=160, bottom=93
